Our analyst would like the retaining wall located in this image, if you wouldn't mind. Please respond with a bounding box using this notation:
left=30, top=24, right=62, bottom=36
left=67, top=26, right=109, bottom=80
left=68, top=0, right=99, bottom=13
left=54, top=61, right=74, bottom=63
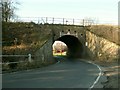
left=34, top=36, right=54, bottom=63
left=86, top=31, right=120, bottom=61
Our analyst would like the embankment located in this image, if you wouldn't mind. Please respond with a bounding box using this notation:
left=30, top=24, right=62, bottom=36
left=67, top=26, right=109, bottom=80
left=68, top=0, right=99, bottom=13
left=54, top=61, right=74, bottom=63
left=85, top=25, right=119, bottom=62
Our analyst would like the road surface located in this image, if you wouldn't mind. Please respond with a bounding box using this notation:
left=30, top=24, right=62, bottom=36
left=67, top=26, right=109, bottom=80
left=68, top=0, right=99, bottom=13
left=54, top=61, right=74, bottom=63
left=2, top=57, right=102, bottom=88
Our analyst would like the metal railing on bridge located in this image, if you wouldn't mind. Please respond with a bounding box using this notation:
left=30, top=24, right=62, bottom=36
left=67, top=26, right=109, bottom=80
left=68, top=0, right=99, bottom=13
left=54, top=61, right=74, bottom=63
left=12, top=17, right=97, bottom=26
left=9, top=16, right=118, bottom=26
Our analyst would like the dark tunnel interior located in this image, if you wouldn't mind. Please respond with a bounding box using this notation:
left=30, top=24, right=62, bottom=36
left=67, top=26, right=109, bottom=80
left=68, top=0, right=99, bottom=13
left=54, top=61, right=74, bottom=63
left=56, top=35, right=84, bottom=58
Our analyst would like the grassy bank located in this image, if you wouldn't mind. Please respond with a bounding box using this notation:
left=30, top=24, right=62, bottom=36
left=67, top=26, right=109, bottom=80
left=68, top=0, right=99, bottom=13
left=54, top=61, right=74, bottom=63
left=2, top=22, right=53, bottom=72
left=86, top=25, right=119, bottom=45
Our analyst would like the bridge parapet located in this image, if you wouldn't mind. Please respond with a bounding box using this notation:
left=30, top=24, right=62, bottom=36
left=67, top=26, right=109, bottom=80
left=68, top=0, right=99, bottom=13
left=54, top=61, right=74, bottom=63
left=52, top=25, right=86, bottom=46
left=60, top=31, right=78, bottom=37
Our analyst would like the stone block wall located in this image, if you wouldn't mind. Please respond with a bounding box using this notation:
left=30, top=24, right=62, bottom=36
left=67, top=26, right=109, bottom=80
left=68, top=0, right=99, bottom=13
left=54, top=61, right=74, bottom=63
left=34, top=36, right=54, bottom=63
left=86, top=31, right=120, bottom=61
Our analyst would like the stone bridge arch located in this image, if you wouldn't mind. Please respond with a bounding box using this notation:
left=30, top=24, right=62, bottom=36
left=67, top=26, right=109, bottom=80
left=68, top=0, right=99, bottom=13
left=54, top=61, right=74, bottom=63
left=52, top=25, right=86, bottom=58
left=56, top=35, right=84, bottom=58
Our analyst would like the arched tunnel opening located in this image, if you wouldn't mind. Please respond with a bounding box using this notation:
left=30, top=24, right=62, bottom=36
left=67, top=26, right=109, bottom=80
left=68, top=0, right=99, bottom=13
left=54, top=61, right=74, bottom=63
left=53, top=41, right=68, bottom=56
left=53, top=35, right=84, bottom=59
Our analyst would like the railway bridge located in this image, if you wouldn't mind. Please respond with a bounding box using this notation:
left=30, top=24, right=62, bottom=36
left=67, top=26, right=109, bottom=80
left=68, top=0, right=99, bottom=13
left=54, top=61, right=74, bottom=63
left=52, top=25, right=87, bottom=58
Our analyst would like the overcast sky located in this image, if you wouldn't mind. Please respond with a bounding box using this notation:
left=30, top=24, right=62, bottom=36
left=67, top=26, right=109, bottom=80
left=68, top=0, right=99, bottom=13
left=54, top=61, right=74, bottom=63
left=15, top=0, right=119, bottom=24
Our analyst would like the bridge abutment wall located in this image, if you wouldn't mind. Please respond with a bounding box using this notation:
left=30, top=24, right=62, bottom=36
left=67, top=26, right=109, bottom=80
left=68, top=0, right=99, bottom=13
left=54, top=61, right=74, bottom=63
left=36, top=24, right=119, bottom=62
left=34, top=36, right=55, bottom=64
left=52, top=25, right=86, bottom=58
left=86, top=30, right=119, bottom=62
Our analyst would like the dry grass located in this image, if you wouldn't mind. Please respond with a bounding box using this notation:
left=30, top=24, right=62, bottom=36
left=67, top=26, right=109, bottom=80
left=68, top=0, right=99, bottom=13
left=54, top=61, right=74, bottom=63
left=2, top=22, right=51, bottom=58
left=87, top=25, right=119, bottom=45
left=92, top=60, right=119, bottom=88
left=2, top=22, right=52, bottom=72
left=103, top=64, right=119, bottom=88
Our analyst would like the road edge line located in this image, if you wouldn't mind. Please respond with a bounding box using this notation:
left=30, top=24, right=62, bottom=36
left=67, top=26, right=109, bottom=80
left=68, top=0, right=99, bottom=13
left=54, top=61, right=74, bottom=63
left=88, top=61, right=102, bottom=90
left=79, top=59, right=103, bottom=89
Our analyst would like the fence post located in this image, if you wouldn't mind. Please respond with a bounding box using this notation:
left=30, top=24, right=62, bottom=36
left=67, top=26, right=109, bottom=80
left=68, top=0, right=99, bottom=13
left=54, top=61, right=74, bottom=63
left=38, top=18, right=40, bottom=24
left=52, top=18, right=54, bottom=24
left=28, top=54, right=32, bottom=62
left=83, top=19, right=85, bottom=26
left=42, top=54, right=44, bottom=62
left=60, top=32, right=61, bottom=37
left=46, top=17, right=48, bottom=23
left=63, top=18, right=64, bottom=25
left=73, top=19, right=74, bottom=25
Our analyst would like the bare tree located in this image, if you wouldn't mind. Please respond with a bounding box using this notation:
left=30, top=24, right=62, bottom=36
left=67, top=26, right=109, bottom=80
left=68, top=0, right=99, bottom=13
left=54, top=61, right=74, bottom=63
left=84, top=17, right=99, bottom=26
left=1, top=0, right=19, bottom=22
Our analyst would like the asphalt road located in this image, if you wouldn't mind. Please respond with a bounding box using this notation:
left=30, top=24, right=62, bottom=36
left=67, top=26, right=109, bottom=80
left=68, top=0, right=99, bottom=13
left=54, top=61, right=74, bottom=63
left=2, top=57, right=102, bottom=88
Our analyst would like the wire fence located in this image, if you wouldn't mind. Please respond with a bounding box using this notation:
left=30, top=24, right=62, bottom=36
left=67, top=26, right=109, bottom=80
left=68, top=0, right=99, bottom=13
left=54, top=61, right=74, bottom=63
left=12, top=17, right=98, bottom=26
left=13, top=17, right=83, bottom=25
left=0, top=54, right=32, bottom=64
left=11, top=17, right=118, bottom=26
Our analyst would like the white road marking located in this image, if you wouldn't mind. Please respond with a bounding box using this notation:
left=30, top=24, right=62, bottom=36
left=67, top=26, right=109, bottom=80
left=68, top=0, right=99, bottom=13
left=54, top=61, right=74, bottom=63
left=87, top=61, right=103, bottom=90
left=56, top=59, right=103, bottom=89
left=3, top=58, right=102, bottom=89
